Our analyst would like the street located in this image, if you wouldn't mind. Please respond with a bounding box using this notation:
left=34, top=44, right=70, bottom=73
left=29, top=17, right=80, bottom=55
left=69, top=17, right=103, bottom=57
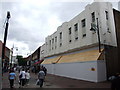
left=2, top=71, right=60, bottom=88
left=2, top=71, right=111, bottom=89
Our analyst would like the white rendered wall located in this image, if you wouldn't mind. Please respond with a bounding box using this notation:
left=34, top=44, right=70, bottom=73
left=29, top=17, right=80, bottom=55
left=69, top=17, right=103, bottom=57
left=43, top=60, right=106, bottom=82
left=40, top=44, right=45, bottom=60
left=98, top=2, right=117, bottom=46
left=44, top=2, right=117, bottom=57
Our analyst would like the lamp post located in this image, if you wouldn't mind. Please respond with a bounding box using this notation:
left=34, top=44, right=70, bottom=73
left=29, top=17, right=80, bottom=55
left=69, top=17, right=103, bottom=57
left=10, top=48, right=13, bottom=68
left=27, top=52, right=32, bottom=66
left=2, top=11, right=11, bottom=72
left=1, top=11, right=10, bottom=90
left=10, top=46, right=18, bottom=68
left=90, top=18, right=101, bottom=52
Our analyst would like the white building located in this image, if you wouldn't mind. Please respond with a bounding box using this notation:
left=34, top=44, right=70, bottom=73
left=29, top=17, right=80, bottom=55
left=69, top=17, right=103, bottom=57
left=40, top=43, right=45, bottom=60
left=44, top=2, right=117, bottom=57
left=41, top=2, right=119, bottom=82
left=12, top=56, right=18, bottom=65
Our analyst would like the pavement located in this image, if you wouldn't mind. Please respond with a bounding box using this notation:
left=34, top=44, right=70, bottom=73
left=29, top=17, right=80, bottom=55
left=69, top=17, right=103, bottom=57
left=2, top=71, right=111, bottom=89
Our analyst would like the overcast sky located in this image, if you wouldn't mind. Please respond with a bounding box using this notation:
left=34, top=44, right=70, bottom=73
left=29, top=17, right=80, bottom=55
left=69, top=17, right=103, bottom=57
left=0, top=0, right=119, bottom=57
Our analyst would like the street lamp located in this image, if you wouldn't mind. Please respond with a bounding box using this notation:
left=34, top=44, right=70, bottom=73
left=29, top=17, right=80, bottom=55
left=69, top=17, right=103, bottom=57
left=1, top=11, right=11, bottom=89
left=2, top=11, right=11, bottom=61
left=10, top=46, right=18, bottom=68
left=2, top=11, right=11, bottom=73
left=90, top=18, right=101, bottom=52
left=27, top=52, right=32, bottom=66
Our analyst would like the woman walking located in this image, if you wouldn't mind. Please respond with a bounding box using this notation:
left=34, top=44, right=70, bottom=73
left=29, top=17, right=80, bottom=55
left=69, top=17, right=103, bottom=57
left=19, top=68, right=26, bottom=88
left=8, top=69, right=16, bottom=88
left=25, top=70, right=30, bottom=85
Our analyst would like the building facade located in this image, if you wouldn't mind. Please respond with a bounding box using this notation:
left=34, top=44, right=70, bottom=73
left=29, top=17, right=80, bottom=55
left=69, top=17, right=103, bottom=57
left=44, top=2, right=117, bottom=57
left=0, top=40, right=11, bottom=70
left=40, top=2, right=120, bottom=82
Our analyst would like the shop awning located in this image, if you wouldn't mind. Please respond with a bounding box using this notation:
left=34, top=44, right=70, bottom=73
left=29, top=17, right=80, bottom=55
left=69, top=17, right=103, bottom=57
left=58, top=49, right=103, bottom=64
left=34, top=60, right=44, bottom=65
left=42, top=49, right=103, bottom=64
left=41, top=56, right=61, bottom=64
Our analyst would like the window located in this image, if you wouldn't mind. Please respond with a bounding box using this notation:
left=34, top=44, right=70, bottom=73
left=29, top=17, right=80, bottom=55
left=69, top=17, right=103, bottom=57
left=49, top=40, right=51, bottom=46
left=55, top=37, right=57, bottom=42
left=69, top=40, right=72, bottom=43
left=55, top=37, right=57, bottom=49
left=83, top=34, right=86, bottom=37
left=105, top=11, right=108, bottom=20
left=74, top=23, right=78, bottom=40
left=60, top=32, right=62, bottom=39
left=81, top=19, right=86, bottom=27
left=91, top=12, right=95, bottom=22
left=74, top=23, right=78, bottom=31
left=81, top=19, right=86, bottom=38
left=49, top=40, right=51, bottom=51
left=69, top=27, right=71, bottom=34
left=60, top=43, right=62, bottom=47
left=52, top=38, right=54, bottom=44
left=68, top=27, right=72, bottom=43
left=75, top=37, right=78, bottom=40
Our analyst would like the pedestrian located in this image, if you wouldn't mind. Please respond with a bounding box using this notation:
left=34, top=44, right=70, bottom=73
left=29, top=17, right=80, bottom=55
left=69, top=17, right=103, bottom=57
left=13, top=67, right=16, bottom=72
left=25, top=70, right=30, bottom=85
left=8, top=69, right=16, bottom=88
left=110, top=73, right=120, bottom=90
left=38, top=68, right=45, bottom=88
left=19, top=68, right=26, bottom=88
left=43, top=66, right=47, bottom=76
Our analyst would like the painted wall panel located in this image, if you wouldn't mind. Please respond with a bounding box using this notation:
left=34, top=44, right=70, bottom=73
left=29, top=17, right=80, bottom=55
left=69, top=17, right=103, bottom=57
left=43, top=60, right=106, bottom=82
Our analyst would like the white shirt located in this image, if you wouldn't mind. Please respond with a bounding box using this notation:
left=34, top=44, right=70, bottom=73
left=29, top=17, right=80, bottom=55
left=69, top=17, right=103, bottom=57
left=25, top=72, right=30, bottom=79
left=19, top=71, right=26, bottom=79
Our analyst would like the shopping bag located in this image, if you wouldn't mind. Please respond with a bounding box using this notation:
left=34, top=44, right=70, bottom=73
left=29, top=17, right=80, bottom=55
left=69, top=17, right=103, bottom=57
left=36, top=79, right=40, bottom=85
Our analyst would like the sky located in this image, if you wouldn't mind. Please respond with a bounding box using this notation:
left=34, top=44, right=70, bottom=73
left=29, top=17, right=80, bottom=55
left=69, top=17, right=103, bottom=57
left=0, top=0, right=119, bottom=57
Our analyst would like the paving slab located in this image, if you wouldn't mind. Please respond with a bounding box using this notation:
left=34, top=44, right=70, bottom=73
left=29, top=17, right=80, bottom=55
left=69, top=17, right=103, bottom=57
left=2, top=72, right=111, bottom=89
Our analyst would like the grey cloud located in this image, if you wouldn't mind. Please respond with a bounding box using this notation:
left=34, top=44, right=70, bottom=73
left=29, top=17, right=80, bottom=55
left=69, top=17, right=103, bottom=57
left=0, top=1, right=91, bottom=55
left=48, top=2, right=90, bottom=22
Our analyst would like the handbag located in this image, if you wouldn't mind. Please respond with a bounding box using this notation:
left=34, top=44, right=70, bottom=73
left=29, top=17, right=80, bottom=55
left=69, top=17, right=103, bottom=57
left=36, top=79, right=40, bottom=85
left=19, top=73, right=22, bottom=78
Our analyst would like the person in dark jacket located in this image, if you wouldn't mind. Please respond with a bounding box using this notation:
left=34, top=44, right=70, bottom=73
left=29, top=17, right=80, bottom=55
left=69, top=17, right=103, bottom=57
left=38, top=68, right=45, bottom=87
left=111, top=73, right=120, bottom=90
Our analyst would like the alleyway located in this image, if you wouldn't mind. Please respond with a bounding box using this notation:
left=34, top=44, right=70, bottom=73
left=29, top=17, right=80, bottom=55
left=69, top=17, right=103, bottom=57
left=2, top=71, right=111, bottom=89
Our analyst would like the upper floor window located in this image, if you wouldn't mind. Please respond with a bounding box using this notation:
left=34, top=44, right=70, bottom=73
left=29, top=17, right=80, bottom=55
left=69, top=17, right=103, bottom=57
left=74, top=23, right=78, bottom=31
left=105, top=11, right=108, bottom=20
left=49, top=40, right=51, bottom=46
left=81, top=19, right=86, bottom=27
left=49, top=40, right=51, bottom=51
left=60, top=32, right=62, bottom=39
left=69, top=27, right=72, bottom=34
left=55, top=36, right=57, bottom=42
left=60, top=43, right=62, bottom=47
left=69, top=40, right=72, bottom=43
left=52, top=38, right=54, bottom=44
left=91, top=12, right=95, bottom=22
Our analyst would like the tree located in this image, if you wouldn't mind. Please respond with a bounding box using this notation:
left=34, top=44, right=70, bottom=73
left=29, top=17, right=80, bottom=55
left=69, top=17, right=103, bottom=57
left=16, top=55, right=27, bottom=66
